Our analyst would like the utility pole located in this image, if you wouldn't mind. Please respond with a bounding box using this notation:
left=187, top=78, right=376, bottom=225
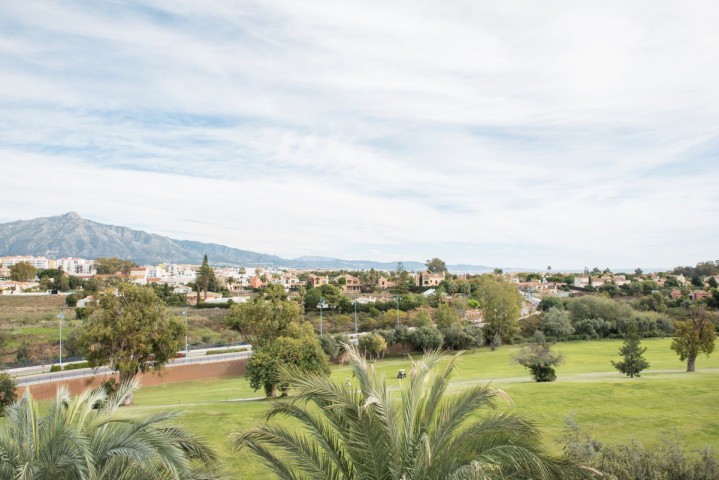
left=318, top=297, right=328, bottom=335
left=353, top=300, right=358, bottom=336
left=395, top=295, right=401, bottom=328
left=57, top=309, right=64, bottom=368
left=183, top=308, right=189, bottom=361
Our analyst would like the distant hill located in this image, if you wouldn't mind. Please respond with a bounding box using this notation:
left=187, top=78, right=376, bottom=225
left=0, top=212, right=283, bottom=266
left=0, top=212, right=495, bottom=272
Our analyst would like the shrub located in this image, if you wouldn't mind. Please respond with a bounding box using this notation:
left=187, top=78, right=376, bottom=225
left=410, top=307, right=433, bottom=328
left=195, top=302, right=230, bottom=309
left=75, top=306, right=94, bottom=320
left=377, top=329, right=396, bottom=346
left=358, top=333, right=387, bottom=359
left=490, top=332, right=502, bottom=351
left=539, top=296, right=564, bottom=311
left=514, top=338, right=563, bottom=382
left=561, top=416, right=719, bottom=479
left=50, top=362, right=91, bottom=372
left=16, top=342, right=32, bottom=365
left=573, top=318, right=611, bottom=339
left=518, top=313, right=542, bottom=337
left=441, top=326, right=477, bottom=351
left=319, top=334, right=340, bottom=359
left=463, top=325, right=484, bottom=350
left=566, top=295, right=634, bottom=333
left=63, top=329, right=84, bottom=357
left=206, top=347, right=249, bottom=355
left=63, top=361, right=90, bottom=371
left=65, top=293, right=79, bottom=307
left=409, top=326, right=444, bottom=352
left=0, top=371, right=17, bottom=415
left=541, top=307, right=574, bottom=339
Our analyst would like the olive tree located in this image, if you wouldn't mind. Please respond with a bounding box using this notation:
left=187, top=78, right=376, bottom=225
left=515, top=334, right=563, bottom=382
left=541, top=307, right=574, bottom=339
left=246, top=323, right=330, bottom=397
left=81, top=283, right=184, bottom=402
left=671, top=306, right=716, bottom=372
left=358, top=333, right=388, bottom=359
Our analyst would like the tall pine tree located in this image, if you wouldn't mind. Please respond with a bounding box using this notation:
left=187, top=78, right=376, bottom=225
left=612, top=321, right=650, bottom=377
left=196, top=254, right=218, bottom=301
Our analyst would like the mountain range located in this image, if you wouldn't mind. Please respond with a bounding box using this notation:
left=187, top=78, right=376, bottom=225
left=0, top=212, right=496, bottom=272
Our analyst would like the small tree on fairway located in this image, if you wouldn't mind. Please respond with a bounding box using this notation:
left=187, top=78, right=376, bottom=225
left=612, top=321, right=650, bottom=377
left=515, top=335, right=563, bottom=382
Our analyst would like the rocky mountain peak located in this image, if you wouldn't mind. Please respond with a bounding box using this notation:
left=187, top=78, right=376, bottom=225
left=62, top=211, right=82, bottom=220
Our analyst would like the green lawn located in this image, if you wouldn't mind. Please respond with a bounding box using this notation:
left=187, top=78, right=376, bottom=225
left=124, top=338, right=719, bottom=478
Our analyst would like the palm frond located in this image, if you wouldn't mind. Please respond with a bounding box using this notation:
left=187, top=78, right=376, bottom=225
left=234, top=344, right=587, bottom=480
left=0, top=377, right=223, bottom=480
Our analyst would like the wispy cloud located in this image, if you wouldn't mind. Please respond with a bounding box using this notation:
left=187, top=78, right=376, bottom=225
left=1, top=0, right=718, bottom=269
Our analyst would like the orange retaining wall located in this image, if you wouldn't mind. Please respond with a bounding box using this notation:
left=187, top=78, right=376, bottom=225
left=18, top=358, right=249, bottom=400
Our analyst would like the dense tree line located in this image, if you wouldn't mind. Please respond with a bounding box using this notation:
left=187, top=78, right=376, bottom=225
left=672, top=260, right=719, bottom=278
left=530, top=295, right=676, bottom=341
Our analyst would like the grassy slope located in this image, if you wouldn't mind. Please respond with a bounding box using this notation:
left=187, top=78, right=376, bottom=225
left=128, top=338, right=719, bottom=478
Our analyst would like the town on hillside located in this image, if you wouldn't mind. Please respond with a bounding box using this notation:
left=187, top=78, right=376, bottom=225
left=2, top=254, right=717, bottom=316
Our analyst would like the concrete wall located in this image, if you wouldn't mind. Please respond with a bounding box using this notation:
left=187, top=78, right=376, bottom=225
left=18, top=358, right=249, bottom=400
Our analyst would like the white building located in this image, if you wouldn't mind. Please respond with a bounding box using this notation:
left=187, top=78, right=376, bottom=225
left=146, top=265, right=165, bottom=279
left=129, top=267, right=148, bottom=284
left=161, top=264, right=197, bottom=285
left=1, top=256, right=50, bottom=270
left=56, top=257, right=96, bottom=277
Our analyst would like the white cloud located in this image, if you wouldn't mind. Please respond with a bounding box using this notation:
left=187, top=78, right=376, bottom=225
left=0, top=0, right=718, bottom=269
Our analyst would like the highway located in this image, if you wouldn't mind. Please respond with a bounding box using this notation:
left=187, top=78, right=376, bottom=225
left=13, top=349, right=253, bottom=387
left=12, top=332, right=373, bottom=387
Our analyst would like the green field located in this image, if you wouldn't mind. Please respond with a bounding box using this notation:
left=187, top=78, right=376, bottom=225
left=128, top=338, right=719, bottom=478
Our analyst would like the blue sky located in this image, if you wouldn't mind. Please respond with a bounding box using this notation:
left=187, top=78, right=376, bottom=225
left=1, top=0, right=718, bottom=270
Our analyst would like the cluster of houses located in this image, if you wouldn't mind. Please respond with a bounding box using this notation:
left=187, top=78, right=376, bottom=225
left=0, top=255, right=449, bottom=303
left=2, top=255, right=716, bottom=306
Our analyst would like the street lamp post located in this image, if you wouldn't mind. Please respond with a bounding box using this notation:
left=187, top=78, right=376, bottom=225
left=317, top=297, right=328, bottom=335
left=353, top=300, right=358, bottom=336
left=182, top=309, right=188, bottom=361
left=395, top=295, right=400, bottom=328
left=57, top=309, right=64, bottom=368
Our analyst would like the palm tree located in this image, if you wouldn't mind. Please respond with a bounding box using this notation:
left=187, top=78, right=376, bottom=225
left=0, top=379, right=223, bottom=480
left=234, top=346, right=590, bottom=479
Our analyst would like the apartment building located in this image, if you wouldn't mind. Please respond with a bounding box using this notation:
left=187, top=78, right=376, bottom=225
left=56, top=257, right=96, bottom=277
left=1, top=255, right=50, bottom=269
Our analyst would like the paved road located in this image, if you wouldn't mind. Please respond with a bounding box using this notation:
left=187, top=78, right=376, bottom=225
left=12, top=332, right=374, bottom=386
left=8, top=344, right=252, bottom=377
left=15, top=350, right=253, bottom=387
